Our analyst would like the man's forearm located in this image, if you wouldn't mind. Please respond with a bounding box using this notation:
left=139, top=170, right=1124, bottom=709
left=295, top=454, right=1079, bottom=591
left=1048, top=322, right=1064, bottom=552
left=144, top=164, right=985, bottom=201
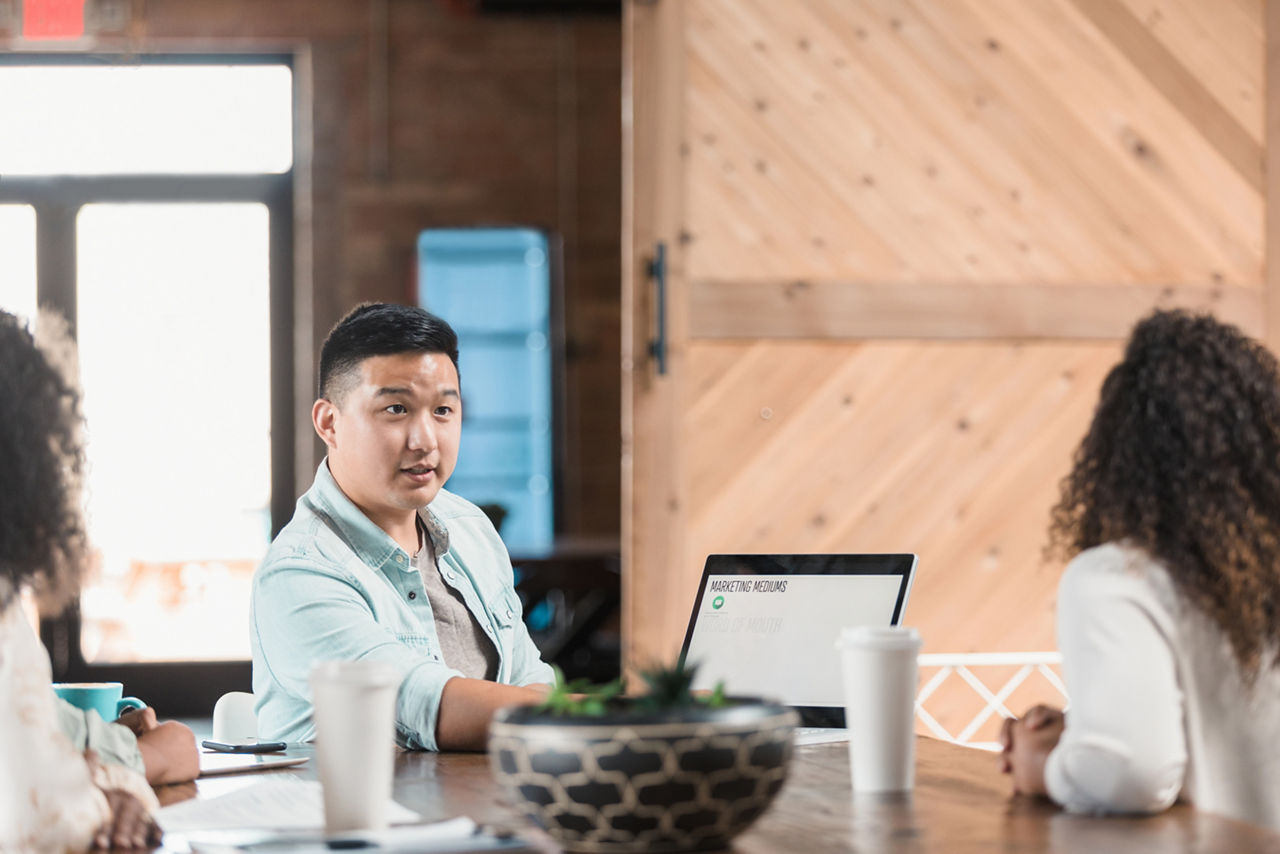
left=436, top=677, right=546, bottom=751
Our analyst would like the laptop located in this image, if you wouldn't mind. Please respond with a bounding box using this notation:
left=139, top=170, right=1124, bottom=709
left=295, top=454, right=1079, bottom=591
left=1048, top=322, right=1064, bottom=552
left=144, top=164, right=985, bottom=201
left=678, top=553, right=917, bottom=741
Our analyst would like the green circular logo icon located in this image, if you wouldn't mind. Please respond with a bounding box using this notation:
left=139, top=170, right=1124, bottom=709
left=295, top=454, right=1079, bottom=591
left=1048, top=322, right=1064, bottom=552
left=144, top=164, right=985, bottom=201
left=712, top=595, right=725, bottom=610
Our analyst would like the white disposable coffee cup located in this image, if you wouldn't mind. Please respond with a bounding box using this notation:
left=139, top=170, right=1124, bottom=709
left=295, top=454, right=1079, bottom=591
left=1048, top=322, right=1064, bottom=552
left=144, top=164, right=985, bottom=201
left=835, top=626, right=921, bottom=793
left=310, top=660, right=400, bottom=832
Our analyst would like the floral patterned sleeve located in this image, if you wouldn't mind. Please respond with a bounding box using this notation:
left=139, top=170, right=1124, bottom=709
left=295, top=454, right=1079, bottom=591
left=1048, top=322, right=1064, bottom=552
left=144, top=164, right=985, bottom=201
left=0, top=592, right=116, bottom=851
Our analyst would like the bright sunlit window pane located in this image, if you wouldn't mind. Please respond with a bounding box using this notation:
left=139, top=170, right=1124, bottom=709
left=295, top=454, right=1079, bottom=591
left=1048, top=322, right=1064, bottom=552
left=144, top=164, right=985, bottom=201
left=77, top=203, right=271, bottom=662
left=0, top=205, right=37, bottom=323
left=0, top=65, right=292, bottom=175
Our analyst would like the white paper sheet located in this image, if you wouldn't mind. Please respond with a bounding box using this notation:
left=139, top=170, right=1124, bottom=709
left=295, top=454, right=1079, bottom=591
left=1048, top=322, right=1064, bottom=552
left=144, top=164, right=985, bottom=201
left=158, top=777, right=421, bottom=833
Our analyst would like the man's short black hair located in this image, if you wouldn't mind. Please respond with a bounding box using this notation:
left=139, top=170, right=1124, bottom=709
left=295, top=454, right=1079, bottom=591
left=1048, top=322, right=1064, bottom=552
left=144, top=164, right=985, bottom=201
left=318, top=302, right=460, bottom=403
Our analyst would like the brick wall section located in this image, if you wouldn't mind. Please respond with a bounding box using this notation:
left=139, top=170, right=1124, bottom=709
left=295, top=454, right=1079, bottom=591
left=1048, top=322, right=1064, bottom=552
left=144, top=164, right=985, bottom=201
left=1, top=0, right=622, bottom=538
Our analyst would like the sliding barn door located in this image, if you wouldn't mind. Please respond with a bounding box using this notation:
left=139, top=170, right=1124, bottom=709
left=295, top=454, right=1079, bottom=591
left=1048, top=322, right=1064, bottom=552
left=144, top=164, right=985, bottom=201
left=623, top=0, right=1264, bottom=730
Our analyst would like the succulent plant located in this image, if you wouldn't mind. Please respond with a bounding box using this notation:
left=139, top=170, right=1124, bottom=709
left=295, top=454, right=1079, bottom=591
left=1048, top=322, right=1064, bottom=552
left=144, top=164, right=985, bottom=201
left=535, top=660, right=727, bottom=717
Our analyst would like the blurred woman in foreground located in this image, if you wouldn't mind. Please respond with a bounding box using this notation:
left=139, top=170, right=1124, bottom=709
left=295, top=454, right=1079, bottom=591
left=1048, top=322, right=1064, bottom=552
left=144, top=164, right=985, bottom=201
left=1001, top=309, right=1280, bottom=829
left=0, top=309, right=197, bottom=850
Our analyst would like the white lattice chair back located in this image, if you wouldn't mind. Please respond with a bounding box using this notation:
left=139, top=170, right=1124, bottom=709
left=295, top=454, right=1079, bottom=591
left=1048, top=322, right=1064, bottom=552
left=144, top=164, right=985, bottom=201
left=915, top=652, right=1067, bottom=751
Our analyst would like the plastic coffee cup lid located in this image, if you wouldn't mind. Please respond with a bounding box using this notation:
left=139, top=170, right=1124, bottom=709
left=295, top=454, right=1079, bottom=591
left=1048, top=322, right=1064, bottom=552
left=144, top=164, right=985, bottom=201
left=834, top=626, right=922, bottom=650
left=310, top=660, right=400, bottom=686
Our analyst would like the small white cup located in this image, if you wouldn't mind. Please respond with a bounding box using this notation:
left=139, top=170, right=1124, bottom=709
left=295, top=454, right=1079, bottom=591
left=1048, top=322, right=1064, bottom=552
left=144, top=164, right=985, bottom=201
left=310, top=660, right=400, bottom=832
left=835, top=626, right=921, bottom=793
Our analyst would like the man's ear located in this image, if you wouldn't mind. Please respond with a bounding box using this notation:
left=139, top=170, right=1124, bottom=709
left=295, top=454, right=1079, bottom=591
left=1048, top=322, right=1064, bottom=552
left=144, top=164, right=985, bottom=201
left=313, top=398, right=339, bottom=449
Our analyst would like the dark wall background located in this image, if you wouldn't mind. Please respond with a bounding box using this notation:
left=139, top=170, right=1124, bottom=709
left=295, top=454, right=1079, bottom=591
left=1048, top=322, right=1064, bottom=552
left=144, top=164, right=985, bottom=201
left=0, top=0, right=622, bottom=539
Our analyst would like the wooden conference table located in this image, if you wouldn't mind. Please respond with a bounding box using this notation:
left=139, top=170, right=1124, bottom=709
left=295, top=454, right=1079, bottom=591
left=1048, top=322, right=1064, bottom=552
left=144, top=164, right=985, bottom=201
left=156, top=736, right=1280, bottom=853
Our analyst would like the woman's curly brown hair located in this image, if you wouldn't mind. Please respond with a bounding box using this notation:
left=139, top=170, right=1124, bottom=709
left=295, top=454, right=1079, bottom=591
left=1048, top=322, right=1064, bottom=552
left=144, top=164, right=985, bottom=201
left=1049, top=309, right=1280, bottom=678
left=0, top=309, right=87, bottom=614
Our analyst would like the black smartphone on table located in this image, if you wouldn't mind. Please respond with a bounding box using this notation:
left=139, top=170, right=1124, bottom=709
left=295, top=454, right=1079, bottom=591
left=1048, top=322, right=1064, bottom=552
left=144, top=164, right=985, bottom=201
left=201, top=738, right=288, bottom=754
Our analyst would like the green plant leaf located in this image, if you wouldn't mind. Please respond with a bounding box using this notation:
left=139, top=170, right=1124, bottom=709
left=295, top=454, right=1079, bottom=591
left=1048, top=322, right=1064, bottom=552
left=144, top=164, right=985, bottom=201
left=534, top=659, right=728, bottom=716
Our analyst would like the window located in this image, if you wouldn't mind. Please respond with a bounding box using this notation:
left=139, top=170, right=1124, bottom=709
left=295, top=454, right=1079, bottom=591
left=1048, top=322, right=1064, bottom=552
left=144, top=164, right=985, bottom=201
left=0, top=56, right=294, bottom=712
left=0, top=64, right=291, bottom=174
left=76, top=203, right=272, bottom=663
left=0, top=205, right=37, bottom=323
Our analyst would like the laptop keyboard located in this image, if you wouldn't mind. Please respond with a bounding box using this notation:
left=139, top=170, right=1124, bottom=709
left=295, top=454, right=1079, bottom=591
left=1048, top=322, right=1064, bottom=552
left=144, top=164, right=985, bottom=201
left=794, top=727, right=849, bottom=746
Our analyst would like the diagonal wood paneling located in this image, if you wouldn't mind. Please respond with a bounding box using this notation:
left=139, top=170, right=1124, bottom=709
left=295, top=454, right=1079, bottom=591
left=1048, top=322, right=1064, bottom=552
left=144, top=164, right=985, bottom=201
left=624, top=0, right=1268, bottom=737
left=639, top=340, right=1122, bottom=664
left=948, top=0, right=1260, bottom=273
left=1114, top=0, right=1262, bottom=145
left=1069, top=0, right=1260, bottom=191
left=674, top=341, right=1121, bottom=738
left=682, top=0, right=1262, bottom=286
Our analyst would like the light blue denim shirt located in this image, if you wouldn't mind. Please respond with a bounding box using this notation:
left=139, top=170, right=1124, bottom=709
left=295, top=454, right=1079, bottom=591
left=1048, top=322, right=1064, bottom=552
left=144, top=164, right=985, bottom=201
left=251, top=461, right=553, bottom=750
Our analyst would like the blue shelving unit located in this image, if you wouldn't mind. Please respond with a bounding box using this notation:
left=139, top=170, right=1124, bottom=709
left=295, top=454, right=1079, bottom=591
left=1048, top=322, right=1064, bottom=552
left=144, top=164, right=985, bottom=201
left=417, top=228, right=554, bottom=553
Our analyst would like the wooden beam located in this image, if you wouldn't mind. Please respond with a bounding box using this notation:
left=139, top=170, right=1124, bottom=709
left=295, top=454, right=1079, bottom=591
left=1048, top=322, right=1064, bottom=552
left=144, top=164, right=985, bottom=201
left=689, top=280, right=1263, bottom=340
left=1266, top=0, right=1280, bottom=355
left=622, top=0, right=689, bottom=678
left=1069, top=0, right=1263, bottom=193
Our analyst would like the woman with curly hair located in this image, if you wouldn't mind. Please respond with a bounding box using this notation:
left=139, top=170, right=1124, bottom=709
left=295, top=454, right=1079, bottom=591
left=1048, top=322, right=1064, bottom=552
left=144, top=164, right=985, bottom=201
left=0, top=309, right=196, bottom=850
left=1000, top=309, right=1280, bottom=828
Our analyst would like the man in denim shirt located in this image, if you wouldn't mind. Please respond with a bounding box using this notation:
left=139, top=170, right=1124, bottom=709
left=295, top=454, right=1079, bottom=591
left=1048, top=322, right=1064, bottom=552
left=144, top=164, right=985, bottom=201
left=251, top=303, right=553, bottom=751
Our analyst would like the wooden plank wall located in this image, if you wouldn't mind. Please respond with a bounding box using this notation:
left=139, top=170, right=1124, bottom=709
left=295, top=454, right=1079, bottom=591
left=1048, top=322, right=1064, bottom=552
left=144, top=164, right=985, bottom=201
left=626, top=0, right=1264, bottom=743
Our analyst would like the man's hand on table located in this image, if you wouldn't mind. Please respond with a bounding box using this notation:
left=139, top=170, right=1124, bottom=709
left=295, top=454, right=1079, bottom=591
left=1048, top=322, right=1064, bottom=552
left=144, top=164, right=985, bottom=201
left=134, top=719, right=200, bottom=785
left=998, top=704, right=1065, bottom=798
left=114, top=705, right=200, bottom=785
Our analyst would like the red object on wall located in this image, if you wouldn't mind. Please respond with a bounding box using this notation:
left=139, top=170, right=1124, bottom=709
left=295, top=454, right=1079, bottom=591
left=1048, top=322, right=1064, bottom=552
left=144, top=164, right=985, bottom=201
left=22, top=0, right=87, bottom=40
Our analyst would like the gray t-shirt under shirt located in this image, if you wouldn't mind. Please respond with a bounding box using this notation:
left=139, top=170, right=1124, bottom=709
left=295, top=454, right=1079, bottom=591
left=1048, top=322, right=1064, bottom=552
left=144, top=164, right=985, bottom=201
left=412, top=519, right=499, bottom=681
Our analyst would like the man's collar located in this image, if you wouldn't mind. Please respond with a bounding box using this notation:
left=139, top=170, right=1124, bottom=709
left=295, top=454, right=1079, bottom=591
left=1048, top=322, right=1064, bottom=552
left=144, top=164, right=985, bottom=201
left=417, top=505, right=451, bottom=557
left=309, top=460, right=426, bottom=566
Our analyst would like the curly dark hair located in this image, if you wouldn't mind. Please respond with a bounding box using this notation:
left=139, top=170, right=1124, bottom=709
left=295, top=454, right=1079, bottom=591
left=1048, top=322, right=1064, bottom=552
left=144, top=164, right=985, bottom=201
left=1049, top=309, right=1280, bottom=678
left=0, top=310, right=87, bottom=613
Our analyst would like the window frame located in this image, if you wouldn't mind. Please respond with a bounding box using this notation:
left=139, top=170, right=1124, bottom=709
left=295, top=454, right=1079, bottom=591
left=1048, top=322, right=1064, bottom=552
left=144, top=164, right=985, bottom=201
left=0, top=53, right=295, bottom=715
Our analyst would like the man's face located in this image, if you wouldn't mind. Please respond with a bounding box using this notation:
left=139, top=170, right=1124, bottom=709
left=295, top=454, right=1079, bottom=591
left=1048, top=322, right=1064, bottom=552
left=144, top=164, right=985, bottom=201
left=313, top=352, right=461, bottom=532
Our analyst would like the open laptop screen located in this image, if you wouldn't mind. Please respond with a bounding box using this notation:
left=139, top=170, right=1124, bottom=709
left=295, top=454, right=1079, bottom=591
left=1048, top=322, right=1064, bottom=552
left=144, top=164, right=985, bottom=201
left=679, top=554, right=915, bottom=719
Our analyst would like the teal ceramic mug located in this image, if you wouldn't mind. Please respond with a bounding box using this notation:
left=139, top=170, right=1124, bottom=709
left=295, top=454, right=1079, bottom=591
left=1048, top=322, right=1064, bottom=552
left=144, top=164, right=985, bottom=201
left=53, top=682, right=146, bottom=722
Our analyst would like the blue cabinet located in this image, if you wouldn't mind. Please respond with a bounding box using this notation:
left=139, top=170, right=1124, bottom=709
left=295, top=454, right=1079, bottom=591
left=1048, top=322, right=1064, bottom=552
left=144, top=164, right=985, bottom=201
left=418, top=228, right=555, bottom=553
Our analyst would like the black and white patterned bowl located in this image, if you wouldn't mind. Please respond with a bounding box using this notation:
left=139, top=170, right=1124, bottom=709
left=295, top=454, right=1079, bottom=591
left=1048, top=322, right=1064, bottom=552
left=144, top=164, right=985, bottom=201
left=489, top=700, right=797, bottom=853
